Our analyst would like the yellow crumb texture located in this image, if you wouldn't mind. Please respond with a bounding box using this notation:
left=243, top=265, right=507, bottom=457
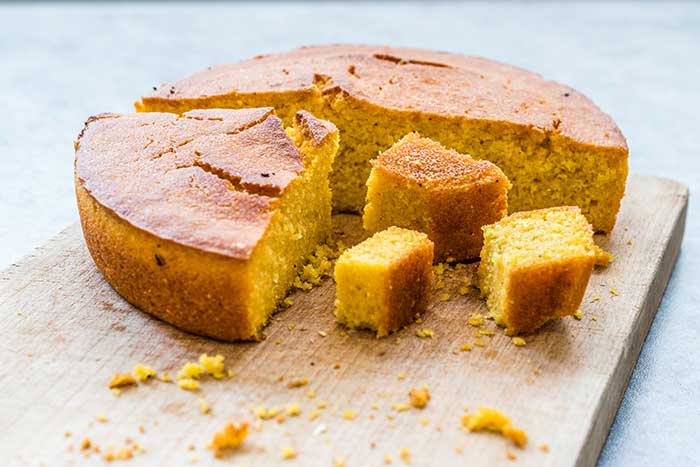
left=512, top=337, right=526, bottom=347
left=198, top=354, right=226, bottom=379
left=416, top=328, right=434, bottom=339
left=461, top=407, right=528, bottom=448
left=281, top=446, right=297, bottom=460
left=133, top=363, right=156, bottom=381
left=408, top=386, right=431, bottom=409
left=207, top=421, right=249, bottom=457
left=177, top=378, right=199, bottom=391
left=108, top=373, right=136, bottom=389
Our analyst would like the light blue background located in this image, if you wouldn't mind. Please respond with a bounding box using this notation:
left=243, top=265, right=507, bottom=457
left=1, top=3, right=697, bottom=465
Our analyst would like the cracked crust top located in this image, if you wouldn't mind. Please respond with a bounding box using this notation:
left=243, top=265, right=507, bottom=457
left=140, top=44, right=626, bottom=150
left=74, top=108, right=331, bottom=259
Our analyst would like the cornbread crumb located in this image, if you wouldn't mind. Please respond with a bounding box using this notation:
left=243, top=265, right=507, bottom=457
left=460, top=343, right=473, bottom=352
left=111, top=388, right=122, bottom=397
left=64, top=431, right=71, bottom=437
left=384, top=454, right=392, bottom=464
left=306, top=390, right=316, bottom=398
left=458, top=286, right=469, bottom=296
left=96, top=413, right=108, bottom=423
left=109, top=373, right=136, bottom=389
left=317, top=400, right=328, bottom=409
left=512, top=337, right=526, bottom=347
left=318, top=331, right=327, bottom=337
left=207, top=422, right=249, bottom=457
left=455, top=447, right=462, bottom=454
left=253, top=405, right=281, bottom=420
left=81, top=438, right=91, bottom=450
left=399, top=447, right=411, bottom=464
left=478, top=329, right=495, bottom=337
left=591, top=316, right=598, bottom=321
left=308, top=410, right=320, bottom=421
left=397, top=372, right=406, bottom=380
left=416, top=329, right=434, bottom=339
left=468, top=314, right=484, bottom=327
left=198, top=398, right=211, bottom=414
left=610, top=287, right=619, bottom=296
left=281, top=446, right=297, bottom=460
left=461, top=407, right=527, bottom=448
left=133, top=363, right=156, bottom=381
left=506, top=450, right=517, bottom=461
left=342, top=410, right=357, bottom=420
left=287, top=377, right=309, bottom=388
left=538, top=443, right=550, bottom=453
left=371, top=403, right=380, bottom=410
left=391, top=403, right=410, bottom=412
left=594, top=246, right=614, bottom=267
left=333, top=457, right=346, bottom=467
left=159, top=372, right=171, bottom=382
left=439, top=293, right=450, bottom=302
left=177, top=378, right=199, bottom=391
left=627, top=239, right=632, bottom=246
left=408, top=386, right=431, bottom=409
left=288, top=323, right=296, bottom=330
left=420, top=417, right=429, bottom=426
left=590, top=296, right=601, bottom=303
left=573, top=308, right=583, bottom=320
left=177, top=362, right=204, bottom=381
left=198, top=354, right=226, bottom=379
left=286, top=402, right=302, bottom=416
left=138, top=425, right=145, bottom=434
left=474, top=339, right=485, bottom=347
left=104, top=447, right=133, bottom=462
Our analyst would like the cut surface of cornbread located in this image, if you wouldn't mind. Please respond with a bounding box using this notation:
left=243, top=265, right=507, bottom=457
left=75, top=108, right=338, bottom=341
left=334, top=227, right=434, bottom=337
left=363, top=133, right=510, bottom=261
left=478, top=206, right=596, bottom=335
left=136, top=45, right=628, bottom=232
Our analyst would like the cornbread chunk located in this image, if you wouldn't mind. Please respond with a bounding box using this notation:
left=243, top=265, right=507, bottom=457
left=334, top=227, right=434, bottom=336
left=75, top=108, right=338, bottom=340
left=137, top=45, right=628, bottom=232
left=478, top=206, right=596, bottom=334
left=363, top=133, right=510, bottom=261
left=461, top=407, right=527, bottom=448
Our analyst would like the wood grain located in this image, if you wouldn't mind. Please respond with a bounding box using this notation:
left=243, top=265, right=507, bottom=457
left=0, top=174, right=687, bottom=467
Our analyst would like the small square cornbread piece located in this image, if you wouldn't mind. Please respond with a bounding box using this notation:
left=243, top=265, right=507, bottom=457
left=334, top=226, right=434, bottom=337
left=363, top=133, right=510, bottom=261
left=478, top=206, right=596, bottom=335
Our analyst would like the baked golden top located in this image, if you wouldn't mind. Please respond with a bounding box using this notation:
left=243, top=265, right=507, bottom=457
left=372, top=132, right=507, bottom=189
left=74, top=108, right=336, bottom=259
left=141, top=44, right=626, bottom=150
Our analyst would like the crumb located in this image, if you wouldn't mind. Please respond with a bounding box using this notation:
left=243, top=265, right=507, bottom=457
left=177, top=378, right=199, bottom=391
left=308, top=410, right=320, bottom=421
left=227, top=369, right=235, bottom=378
left=316, top=400, right=328, bottom=409
left=371, top=403, right=380, bottom=410
left=342, top=410, right=357, bottom=420
left=177, top=362, right=204, bottom=381
left=610, top=287, right=619, bottom=296
left=512, top=337, right=526, bottom=347
left=468, top=313, right=484, bottom=327
left=397, top=372, right=406, bottom=380
left=64, top=431, right=71, bottom=437
left=133, top=363, right=156, bottom=381
left=391, top=403, right=410, bottom=412
left=416, top=329, right=434, bottom=339
left=455, top=447, right=462, bottom=454
left=408, top=386, right=431, bottom=409
left=533, top=367, right=541, bottom=375
left=199, top=354, right=226, bottom=379
left=288, top=323, right=296, bottom=330
left=253, top=405, right=281, bottom=420
left=306, top=390, right=316, bottom=398
left=538, top=443, right=550, bottom=453
left=287, top=377, right=308, bottom=388
left=198, top=398, right=211, bottom=414
left=461, top=407, right=527, bottom=448
left=458, top=286, right=469, bottom=296
left=138, top=425, right=145, bottom=434
left=111, top=388, right=121, bottom=397
left=573, top=309, right=583, bottom=320
left=81, top=438, right=91, bottom=450
left=434, top=280, right=445, bottom=290
left=399, top=447, right=411, bottom=464
left=439, top=293, right=450, bottom=302
left=460, top=343, right=472, bottom=352
left=283, top=297, right=294, bottom=307
left=333, top=457, right=346, bottom=467
left=384, top=454, right=392, bottom=464
left=627, top=239, right=632, bottom=246
left=590, top=296, right=601, bottom=303
left=286, top=402, right=301, bottom=416
left=420, top=418, right=428, bottom=426
left=281, top=446, right=297, bottom=460
left=207, top=422, right=249, bottom=458
left=276, top=413, right=286, bottom=424
left=159, top=372, right=171, bottom=382
left=506, top=450, right=517, bottom=461
left=594, top=246, right=614, bottom=267
left=591, top=316, right=598, bottom=321
left=473, top=339, right=485, bottom=347
left=318, top=331, right=327, bottom=337
left=109, top=373, right=137, bottom=389
left=96, top=413, right=108, bottom=423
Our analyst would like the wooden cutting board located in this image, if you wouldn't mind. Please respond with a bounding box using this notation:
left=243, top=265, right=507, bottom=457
left=0, top=174, right=687, bottom=467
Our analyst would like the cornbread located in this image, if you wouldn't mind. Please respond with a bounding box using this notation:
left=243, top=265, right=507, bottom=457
left=478, top=206, right=596, bottom=334
left=137, top=44, right=628, bottom=232
left=334, top=227, right=434, bottom=336
left=75, top=108, right=338, bottom=341
left=363, top=133, right=509, bottom=261
left=207, top=422, right=249, bottom=457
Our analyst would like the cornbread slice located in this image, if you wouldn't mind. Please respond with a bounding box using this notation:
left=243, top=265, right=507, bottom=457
left=363, top=133, right=510, bottom=261
left=334, top=227, right=434, bottom=337
left=75, top=108, right=338, bottom=340
left=478, top=206, right=596, bottom=334
left=137, top=45, right=628, bottom=232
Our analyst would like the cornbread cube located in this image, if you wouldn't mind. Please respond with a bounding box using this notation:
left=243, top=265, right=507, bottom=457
left=478, top=206, right=596, bottom=335
left=363, top=133, right=510, bottom=261
left=334, top=227, right=434, bottom=337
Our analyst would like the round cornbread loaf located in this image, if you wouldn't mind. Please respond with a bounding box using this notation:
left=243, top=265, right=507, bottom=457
left=74, top=108, right=339, bottom=341
left=137, top=44, right=628, bottom=232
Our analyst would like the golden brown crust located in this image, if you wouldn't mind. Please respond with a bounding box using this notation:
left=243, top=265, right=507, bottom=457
left=75, top=108, right=298, bottom=259
left=293, top=109, right=338, bottom=146
left=140, top=44, right=626, bottom=151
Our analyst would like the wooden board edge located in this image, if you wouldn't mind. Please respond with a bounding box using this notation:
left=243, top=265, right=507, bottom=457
left=576, top=177, right=689, bottom=467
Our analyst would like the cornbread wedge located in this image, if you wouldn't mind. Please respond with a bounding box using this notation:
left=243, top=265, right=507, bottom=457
left=75, top=108, right=338, bottom=340
left=334, top=227, right=434, bottom=337
left=478, top=206, right=596, bottom=334
left=363, top=133, right=510, bottom=261
left=137, top=45, right=628, bottom=232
